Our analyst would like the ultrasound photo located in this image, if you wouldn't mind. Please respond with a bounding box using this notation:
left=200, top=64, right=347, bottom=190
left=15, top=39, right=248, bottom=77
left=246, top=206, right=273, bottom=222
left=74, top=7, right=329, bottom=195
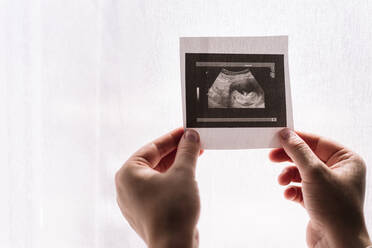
left=207, top=68, right=265, bottom=109
left=180, top=36, right=293, bottom=149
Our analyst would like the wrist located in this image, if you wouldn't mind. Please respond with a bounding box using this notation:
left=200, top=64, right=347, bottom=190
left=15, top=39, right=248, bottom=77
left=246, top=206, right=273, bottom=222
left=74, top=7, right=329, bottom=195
left=352, top=230, right=371, bottom=248
left=148, top=229, right=196, bottom=248
left=328, top=222, right=371, bottom=248
left=321, top=207, right=370, bottom=248
left=359, top=229, right=372, bottom=248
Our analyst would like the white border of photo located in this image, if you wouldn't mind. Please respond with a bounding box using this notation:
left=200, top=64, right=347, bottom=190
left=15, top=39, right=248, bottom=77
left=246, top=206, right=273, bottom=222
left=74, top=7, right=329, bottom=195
left=180, top=36, right=294, bottom=149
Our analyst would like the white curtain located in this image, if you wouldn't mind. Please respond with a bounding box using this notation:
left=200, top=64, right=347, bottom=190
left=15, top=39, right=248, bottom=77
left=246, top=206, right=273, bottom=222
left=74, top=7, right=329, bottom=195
left=1, top=1, right=371, bottom=247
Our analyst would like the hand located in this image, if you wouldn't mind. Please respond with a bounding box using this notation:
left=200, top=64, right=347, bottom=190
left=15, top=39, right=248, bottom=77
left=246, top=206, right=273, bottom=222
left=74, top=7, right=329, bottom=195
left=269, top=128, right=372, bottom=248
left=115, top=128, right=202, bottom=248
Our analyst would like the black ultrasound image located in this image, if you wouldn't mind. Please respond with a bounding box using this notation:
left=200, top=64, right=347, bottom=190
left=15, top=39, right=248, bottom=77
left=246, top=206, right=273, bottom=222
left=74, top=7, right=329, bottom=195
left=207, top=68, right=265, bottom=108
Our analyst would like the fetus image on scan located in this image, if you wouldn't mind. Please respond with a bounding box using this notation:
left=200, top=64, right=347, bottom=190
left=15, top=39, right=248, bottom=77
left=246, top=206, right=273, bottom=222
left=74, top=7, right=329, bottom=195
left=207, top=68, right=265, bottom=108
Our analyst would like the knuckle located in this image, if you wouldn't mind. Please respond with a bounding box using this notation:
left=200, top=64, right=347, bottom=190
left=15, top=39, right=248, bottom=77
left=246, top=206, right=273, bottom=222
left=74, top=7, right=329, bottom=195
left=290, top=140, right=308, bottom=153
left=353, top=154, right=367, bottom=173
left=306, top=163, right=328, bottom=178
left=114, top=169, right=125, bottom=188
left=354, top=154, right=366, bottom=166
left=172, top=165, right=193, bottom=177
left=115, top=163, right=134, bottom=190
left=177, top=146, right=198, bottom=160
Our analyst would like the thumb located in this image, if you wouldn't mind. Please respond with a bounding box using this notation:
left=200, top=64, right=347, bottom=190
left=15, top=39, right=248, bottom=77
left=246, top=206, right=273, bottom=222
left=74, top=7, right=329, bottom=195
left=170, top=129, right=201, bottom=177
left=278, top=128, right=328, bottom=180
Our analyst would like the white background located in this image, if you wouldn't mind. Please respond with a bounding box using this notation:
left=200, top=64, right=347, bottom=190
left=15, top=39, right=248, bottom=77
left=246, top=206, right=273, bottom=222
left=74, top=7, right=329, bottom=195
left=1, top=0, right=371, bottom=247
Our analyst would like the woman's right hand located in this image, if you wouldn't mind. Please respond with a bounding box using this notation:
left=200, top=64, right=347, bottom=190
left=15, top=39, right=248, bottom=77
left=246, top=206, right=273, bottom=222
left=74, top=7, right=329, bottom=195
left=270, top=129, right=371, bottom=248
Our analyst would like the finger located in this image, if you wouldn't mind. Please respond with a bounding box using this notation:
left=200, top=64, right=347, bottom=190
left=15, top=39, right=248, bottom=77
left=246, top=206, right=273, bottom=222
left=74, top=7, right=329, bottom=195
left=194, top=228, right=199, bottom=248
left=154, top=149, right=177, bottom=173
left=278, top=166, right=301, bottom=185
left=269, top=148, right=292, bottom=162
left=270, top=131, right=347, bottom=165
left=116, top=129, right=185, bottom=189
left=284, top=186, right=304, bottom=205
left=129, top=127, right=184, bottom=168
left=297, top=131, right=348, bottom=165
left=170, top=129, right=201, bottom=177
left=278, top=128, right=328, bottom=180
left=155, top=147, right=205, bottom=173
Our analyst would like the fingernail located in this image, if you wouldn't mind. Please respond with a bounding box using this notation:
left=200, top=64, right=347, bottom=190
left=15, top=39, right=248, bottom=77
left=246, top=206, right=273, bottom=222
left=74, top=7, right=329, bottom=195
left=279, top=128, right=293, bottom=140
left=185, top=129, right=199, bottom=142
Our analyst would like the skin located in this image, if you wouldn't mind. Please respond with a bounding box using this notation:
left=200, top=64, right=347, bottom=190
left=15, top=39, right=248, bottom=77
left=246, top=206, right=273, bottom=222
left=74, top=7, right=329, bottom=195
left=115, top=128, right=372, bottom=248
left=270, top=128, right=372, bottom=248
left=115, top=128, right=202, bottom=248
